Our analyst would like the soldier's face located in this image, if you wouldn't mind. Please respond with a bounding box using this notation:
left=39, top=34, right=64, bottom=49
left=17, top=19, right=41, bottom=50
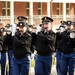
left=67, top=26, right=71, bottom=30
left=43, top=22, right=51, bottom=31
left=19, top=26, right=27, bottom=33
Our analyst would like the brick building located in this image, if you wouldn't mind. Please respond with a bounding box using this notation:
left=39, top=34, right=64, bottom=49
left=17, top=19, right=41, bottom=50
left=0, top=1, right=75, bottom=29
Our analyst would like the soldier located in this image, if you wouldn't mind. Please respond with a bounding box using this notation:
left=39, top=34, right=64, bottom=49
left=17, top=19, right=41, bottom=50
left=6, top=16, right=32, bottom=75
left=5, top=24, right=13, bottom=75
left=55, top=21, right=66, bottom=75
left=69, top=22, right=75, bottom=69
left=35, top=16, right=56, bottom=75
left=0, top=22, right=7, bottom=75
left=61, top=21, right=75, bottom=75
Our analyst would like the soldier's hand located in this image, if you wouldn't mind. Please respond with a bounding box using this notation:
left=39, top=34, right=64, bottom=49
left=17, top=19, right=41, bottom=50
left=70, top=32, right=75, bottom=38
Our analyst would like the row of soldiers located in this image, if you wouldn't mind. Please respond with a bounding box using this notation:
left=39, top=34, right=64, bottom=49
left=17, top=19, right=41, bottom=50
left=0, top=16, right=75, bottom=75
left=55, top=21, right=75, bottom=75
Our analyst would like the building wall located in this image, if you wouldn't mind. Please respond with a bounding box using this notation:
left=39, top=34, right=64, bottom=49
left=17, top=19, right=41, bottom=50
left=74, top=4, right=75, bottom=14
left=52, top=3, right=57, bottom=15
left=70, top=3, right=75, bottom=15
left=14, top=2, right=26, bottom=16
left=0, top=2, right=75, bottom=17
left=0, top=2, right=75, bottom=28
left=0, top=2, right=2, bottom=16
left=42, top=3, right=47, bottom=15
left=33, top=2, right=38, bottom=15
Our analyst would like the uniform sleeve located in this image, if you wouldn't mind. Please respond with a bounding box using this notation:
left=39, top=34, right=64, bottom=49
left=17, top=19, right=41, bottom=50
left=13, top=34, right=32, bottom=47
left=45, top=33, right=56, bottom=43
left=31, top=33, right=37, bottom=45
left=63, top=31, right=70, bottom=40
left=3, top=33, right=12, bottom=45
left=38, top=32, right=56, bottom=43
left=68, top=38, right=75, bottom=48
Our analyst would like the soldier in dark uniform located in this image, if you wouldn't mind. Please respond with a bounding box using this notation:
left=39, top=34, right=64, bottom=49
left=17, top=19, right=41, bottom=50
left=0, top=22, right=8, bottom=75
left=69, top=22, right=75, bottom=70
left=35, top=16, right=56, bottom=75
left=61, top=21, right=75, bottom=75
left=5, top=24, right=13, bottom=75
left=55, top=21, right=66, bottom=75
left=6, top=16, right=32, bottom=75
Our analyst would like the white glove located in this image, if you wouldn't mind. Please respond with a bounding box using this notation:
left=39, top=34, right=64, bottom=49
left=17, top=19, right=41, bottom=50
left=11, top=24, right=16, bottom=36
left=60, top=27, right=65, bottom=33
left=31, top=53, right=34, bottom=60
left=70, top=32, right=75, bottom=38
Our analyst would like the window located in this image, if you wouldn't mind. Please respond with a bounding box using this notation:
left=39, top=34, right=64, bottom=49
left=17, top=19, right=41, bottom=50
left=26, top=2, right=29, bottom=8
left=57, top=10, right=59, bottom=15
left=7, top=9, right=10, bottom=16
left=7, top=2, right=10, bottom=8
left=26, top=9, right=29, bottom=16
left=66, top=10, right=69, bottom=15
left=38, top=9, right=41, bottom=15
left=26, top=2, right=29, bottom=16
left=2, top=9, right=6, bottom=16
left=66, top=3, right=70, bottom=15
left=57, top=3, right=61, bottom=15
left=38, top=2, right=42, bottom=15
left=66, top=3, right=69, bottom=8
left=2, top=1, right=6, bottom=8
left=57, top=3, right=60, bottom=8
left=2, top=1, right=10, bottom=16
left=38, top=2, right=41, bottom=8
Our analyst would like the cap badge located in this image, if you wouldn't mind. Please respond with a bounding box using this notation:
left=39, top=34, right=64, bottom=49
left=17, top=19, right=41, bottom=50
left=20, top=23, right=22, bottom=26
